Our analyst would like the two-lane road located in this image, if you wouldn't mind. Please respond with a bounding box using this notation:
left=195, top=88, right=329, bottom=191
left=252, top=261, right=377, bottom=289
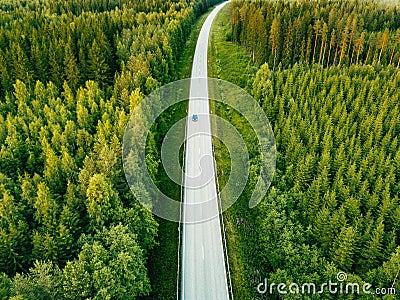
left=181, top=1, right=230, bottom=299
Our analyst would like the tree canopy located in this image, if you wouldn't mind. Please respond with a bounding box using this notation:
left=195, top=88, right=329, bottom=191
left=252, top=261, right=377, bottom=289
left=0, top=0, right=223, bottom=298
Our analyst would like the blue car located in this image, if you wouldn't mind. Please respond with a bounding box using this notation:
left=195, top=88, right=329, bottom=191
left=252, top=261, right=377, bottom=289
left=192, top=114, right=199, bottom=122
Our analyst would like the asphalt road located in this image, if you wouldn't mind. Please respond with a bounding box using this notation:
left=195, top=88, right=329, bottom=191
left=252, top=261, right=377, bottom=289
left=181, top=1, right=230, bottom=299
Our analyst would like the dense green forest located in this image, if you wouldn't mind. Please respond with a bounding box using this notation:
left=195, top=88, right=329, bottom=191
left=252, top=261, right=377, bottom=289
left=251, top=63, right=400, bottom=298
left=0, top=0, right=223, bottom=298
left=211, top=0, right=400, bottom=298
left=1, top=0, right=399, bottom=298
left=230, top=0, right=400, bottom=69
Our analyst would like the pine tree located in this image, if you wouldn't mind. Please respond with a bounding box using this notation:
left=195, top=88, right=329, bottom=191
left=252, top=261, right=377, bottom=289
left=339, top=24, right=349, bottom=66
left=10, top=43, right=32, bottom=86
left=85, top=174, right=122, bottom=228
left=48, top=40, right=65, bottom=88
left=319, top=21, right=328, bottom=65
left=0, top=189, right=29, bottom=275
left=64, top=37, right=80, bottom=91
left=327, top=29, right=336, bottom=67
left=312, top=19, right=321, bottom=64
left=0, top=49, right=11, bottom=93
left=33, top=182, right=58, bottom=231
left=313, top=206, right=332, bottom=251
left=378, top=28, right=389, bottom=65
left=355, top=32, right=365, bottom=65
left=87, top=39, right=110, bottom=85
left=332, top=226, right=357, bottom=271
left=361, top=219, right=384, bottom=270
left=270, top=17, right=280, bottom=70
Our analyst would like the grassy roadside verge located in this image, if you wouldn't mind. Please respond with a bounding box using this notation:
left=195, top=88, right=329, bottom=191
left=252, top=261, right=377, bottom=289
left=208, top=5, right=257, bottom=89
left=176, top=9, right=215, bottom=79
left=208, top=4, right=259, bottom=299
left=145, top=7, right=216, bottom=300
